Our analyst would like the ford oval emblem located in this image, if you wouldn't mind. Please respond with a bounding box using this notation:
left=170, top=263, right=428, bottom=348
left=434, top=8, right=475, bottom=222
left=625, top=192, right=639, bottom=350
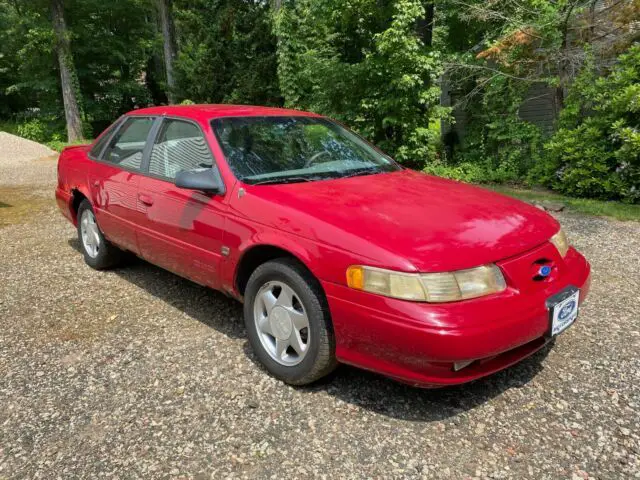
left=559, top=300, right=576, bottom=320
left=538, top=265, right=552, bottom=277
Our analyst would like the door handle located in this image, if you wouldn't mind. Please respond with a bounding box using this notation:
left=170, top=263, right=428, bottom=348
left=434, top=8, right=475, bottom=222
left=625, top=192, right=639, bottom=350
left=138, top=193, right=154, bottom=206
left=92, top=180, right=100, bottom=188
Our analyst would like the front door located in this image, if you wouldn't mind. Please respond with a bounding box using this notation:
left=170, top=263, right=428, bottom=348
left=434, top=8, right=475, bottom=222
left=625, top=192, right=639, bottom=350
left=136, top=118, right=227, bottom=289
left=89, top=116, right=157, bottom=254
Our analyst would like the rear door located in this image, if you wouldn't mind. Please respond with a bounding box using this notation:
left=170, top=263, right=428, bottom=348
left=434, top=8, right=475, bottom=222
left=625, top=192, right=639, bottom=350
left=137, top=118, right=228, bottom=288
left=89, top=116, right=158, bottom=254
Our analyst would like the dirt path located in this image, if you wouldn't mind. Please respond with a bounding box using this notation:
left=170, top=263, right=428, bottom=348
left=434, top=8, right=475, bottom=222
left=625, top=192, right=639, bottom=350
left=0, top=134, right=638, bottom=479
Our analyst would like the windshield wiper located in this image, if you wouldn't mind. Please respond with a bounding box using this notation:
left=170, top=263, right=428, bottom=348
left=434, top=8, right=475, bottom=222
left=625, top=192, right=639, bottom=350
left=251, top=176, right=315, bottom=186
left=339, top=167, right=384, bottom=179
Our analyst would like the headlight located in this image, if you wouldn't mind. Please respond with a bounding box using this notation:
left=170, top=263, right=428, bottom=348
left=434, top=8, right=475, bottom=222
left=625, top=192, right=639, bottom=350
left=550, top=228, right=569, bottom=257
left=346, top=264, right=507, bottom=302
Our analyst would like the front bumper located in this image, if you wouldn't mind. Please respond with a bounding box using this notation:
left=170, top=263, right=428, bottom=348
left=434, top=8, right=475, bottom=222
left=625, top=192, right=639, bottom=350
left=323, top=246, right=591, bottom=387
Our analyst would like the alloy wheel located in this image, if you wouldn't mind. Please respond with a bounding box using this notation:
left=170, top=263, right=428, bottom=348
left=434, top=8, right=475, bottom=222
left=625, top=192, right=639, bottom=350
left=253, top=281, right=310, bottom=366
left=80, top=209, right=101, bottom=258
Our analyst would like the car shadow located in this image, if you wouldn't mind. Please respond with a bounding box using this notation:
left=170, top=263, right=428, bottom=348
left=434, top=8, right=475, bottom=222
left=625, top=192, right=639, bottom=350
left=68, top=237, right=551, bottom=422
left=67, top=238, right=245, bottom=340
left=243, top=341, right=552, bottom=422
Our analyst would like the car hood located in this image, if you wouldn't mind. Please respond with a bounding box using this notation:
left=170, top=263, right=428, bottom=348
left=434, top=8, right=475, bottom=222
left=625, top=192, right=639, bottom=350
left=237, top=169, right=559, bottom=272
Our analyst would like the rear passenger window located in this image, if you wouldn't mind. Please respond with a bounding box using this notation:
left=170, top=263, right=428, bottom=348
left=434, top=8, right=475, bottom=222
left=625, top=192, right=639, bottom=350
left=149, top=119, right=213, bottom=180
left=101, top=117, right=155, bottom=170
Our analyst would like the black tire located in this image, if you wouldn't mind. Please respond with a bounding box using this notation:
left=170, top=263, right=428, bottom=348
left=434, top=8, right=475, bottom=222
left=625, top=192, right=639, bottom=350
left=243, top=258, right=337, bottom=385
left=76, top=199, right=124, bottom=270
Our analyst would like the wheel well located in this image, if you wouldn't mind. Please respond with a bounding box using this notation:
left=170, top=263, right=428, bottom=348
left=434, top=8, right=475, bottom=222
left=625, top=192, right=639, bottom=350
left=70, top=189, right=88, bottom=222
left=235, top=245, right=304, bottom=296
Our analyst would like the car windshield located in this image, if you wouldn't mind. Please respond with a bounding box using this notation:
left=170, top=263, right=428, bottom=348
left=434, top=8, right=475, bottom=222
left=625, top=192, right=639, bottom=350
left=211, top=116, right=400, bottom=184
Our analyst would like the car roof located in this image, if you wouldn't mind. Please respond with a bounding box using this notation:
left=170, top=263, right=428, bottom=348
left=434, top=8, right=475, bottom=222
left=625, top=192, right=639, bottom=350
left=128, top=104, right=323, bottom=122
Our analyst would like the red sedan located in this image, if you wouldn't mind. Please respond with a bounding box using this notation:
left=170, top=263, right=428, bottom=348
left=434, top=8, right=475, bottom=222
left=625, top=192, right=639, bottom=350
left=55, top=105, right=591, bottom=387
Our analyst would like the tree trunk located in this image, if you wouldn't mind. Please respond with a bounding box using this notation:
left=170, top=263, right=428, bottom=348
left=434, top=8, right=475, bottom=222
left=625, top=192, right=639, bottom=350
left=157, top=0, right=177, bottom=104
left=51, top=0, right=83, bottom=142
left=416, top=2, right=435, bottom=47
left=271, top=0, right=282, bottom=12
left=556, top=1, right=579, bottom=111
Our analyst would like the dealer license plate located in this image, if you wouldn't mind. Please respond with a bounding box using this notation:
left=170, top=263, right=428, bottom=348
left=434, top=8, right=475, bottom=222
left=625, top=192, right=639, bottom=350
left=547, top=287, right=580, bottom=337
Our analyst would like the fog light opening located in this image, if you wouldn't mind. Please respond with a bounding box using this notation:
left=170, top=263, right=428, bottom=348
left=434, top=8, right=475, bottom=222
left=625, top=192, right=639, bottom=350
left=453, top=359, right=476, bottom=372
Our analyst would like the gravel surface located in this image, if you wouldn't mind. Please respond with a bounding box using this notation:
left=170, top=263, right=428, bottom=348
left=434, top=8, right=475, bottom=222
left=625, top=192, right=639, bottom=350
left=0, top=135, right=639, bottom=479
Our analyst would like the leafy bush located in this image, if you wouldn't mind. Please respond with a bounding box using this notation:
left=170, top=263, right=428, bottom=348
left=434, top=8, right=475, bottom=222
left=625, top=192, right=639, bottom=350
left=275, top=0, right=445, bottom=168
left=431, top=75, right=544, bottom=184
left=16, top=118, right=48, bottom=143
left=173, top=0, right=281, bottom=107
left=536, top=46, right=640, bottom=203
left=47, top=138, right=91, bottom=152
left=423, top=160, right=520, bottom=184
left=13, top=115, right=76, bottom=144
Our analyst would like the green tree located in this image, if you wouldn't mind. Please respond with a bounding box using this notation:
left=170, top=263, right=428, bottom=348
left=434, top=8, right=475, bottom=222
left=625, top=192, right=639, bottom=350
left=0, top=0, right=60, bottom=120
left=67, top=0, right=155, bottom=132
left=539, top=46, right=640, bottom=202
left=274, top=0, right=445, bottom=167
left=172, top=0, right=281, bottom=106
left=433, top=0, right=640, bottom=189
left=157, top=0, right=177, bottom=104
left=52, top=0, right=83, bottom=141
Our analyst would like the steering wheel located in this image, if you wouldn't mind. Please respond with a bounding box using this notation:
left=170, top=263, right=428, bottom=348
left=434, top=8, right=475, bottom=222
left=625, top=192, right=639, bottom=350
left=304, top=150, right=330, bottom=168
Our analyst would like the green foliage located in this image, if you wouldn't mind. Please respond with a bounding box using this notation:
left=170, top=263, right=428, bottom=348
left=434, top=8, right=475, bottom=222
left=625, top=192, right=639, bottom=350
left=173, top=0, right=281, bottom=106
left=16, top=118, right=48, bottom=143
left=538, top=46, right=640, bottom=203
left=46, top=137, right=91, bottom=152
left=427, top=76, right=544, bottom=185
left=433, top=0, right=639, bottom=203
left=0, top=120, right=19, bottom=135
left=0, top=0, right=59, bottom=117
left=0, top=0, right=638, bottom=208
left=431, top=0, right=562, bottom=185
left=68, top=0, right=157, bottom=130
left=0, top=0, right=155, bottom=138
left=424, top=160, right=521, bottom=184
left=456, top=77, right=544, bottom=181
left=13, top=114, right=66, bottom=143
left=274, top=0, right=445, bottom=168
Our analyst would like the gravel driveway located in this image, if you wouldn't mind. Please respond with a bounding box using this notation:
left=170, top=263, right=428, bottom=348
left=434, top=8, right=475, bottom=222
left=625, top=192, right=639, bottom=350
left=0, top=133, right=638, bottom=479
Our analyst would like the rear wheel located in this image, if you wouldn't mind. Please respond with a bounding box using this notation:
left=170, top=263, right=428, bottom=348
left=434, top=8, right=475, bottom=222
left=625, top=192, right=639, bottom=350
left=76, top=200, right=124, bottom=270
left=244, top=258, right=337, bottom=385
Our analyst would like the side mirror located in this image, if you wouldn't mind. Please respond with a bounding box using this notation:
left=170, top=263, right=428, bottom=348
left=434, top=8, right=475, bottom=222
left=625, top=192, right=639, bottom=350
left=175, top=168, right=224, bottom=195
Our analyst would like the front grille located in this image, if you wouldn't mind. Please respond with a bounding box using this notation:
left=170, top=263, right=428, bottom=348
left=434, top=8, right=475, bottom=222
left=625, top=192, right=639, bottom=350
left=531, top=258, right=555, bottom=282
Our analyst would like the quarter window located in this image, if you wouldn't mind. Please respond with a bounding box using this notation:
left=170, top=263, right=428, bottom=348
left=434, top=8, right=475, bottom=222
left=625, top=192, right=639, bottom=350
left=149, top=119, right=213, bottom=179
left=89, top=119, right=121, bottom=159
left=101, top=117, right=155, bottom=170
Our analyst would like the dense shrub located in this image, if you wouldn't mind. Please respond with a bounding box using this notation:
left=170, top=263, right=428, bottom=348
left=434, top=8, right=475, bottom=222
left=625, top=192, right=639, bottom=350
left=536, top=46, right=640, bottom=203
left=424, top=160, right=522, bottom=184
left=16, top=118, right=48, bottom=143
left=15, top=116, right=67, bottom=144
left=173, top=0, right=281, bottom=106
left=425, top=76, right=544, bottom=184
left=274, top=0, right=445, bottom=168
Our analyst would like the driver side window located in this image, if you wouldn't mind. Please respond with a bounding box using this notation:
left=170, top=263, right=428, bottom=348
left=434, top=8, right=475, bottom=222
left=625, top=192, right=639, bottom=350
left=149, top=119, right=213, bottom=180
left=101, top=117, right=155, bottom=170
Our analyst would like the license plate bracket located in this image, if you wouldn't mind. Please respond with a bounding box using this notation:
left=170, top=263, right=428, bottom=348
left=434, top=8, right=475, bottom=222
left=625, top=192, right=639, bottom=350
left=546, top=286, right=580, bottom=337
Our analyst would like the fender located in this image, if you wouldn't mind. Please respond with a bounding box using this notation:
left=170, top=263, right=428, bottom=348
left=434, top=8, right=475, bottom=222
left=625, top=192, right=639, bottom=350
left=222, top=229, right=321, bottom=298
left=69, top=186, right=91, bottom=225
left=58, top=147, right=93, bottom=225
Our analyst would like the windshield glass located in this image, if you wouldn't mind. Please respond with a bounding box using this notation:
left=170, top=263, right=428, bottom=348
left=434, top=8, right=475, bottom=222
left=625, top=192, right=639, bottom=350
left=211, top=116, right=400, bottom=184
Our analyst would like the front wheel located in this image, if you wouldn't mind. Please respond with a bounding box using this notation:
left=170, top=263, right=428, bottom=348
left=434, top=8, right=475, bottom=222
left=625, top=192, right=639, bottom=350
left=243, top=258, right=337, bottom=385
